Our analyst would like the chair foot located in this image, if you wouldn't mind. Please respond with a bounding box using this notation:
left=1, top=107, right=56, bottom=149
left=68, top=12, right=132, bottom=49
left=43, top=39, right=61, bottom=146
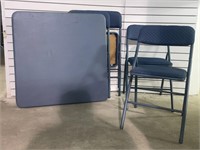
left=120, top=99, right=128, bottom=130
left=120, top=75, right=133, bottom=131
left=120, top=124, right=124, bottom=129
left=179, top=138, right=183, bottom=144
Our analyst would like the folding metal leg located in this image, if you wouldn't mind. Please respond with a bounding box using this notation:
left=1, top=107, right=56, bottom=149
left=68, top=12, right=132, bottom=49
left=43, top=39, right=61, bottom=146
left=169, top=80, right=174, bottom=112
left=179, top=81, right=190, bottom=144
left=179, top=94, right=189, bottom=143
left=118, top=29, right=122, bottom=96
left=160, top=45, right=170, bottom=96
left=123, top=61, right=128, bottom=94
left=118, top=69, right=121, bottom=96
left=107, top=30, right=111, bottom=98
left=134, top=76, right=138, bottom=108
left=159, top=79, right=165, bottom=95
left=120, top=75, right=133, bottom=129
left=118, top=49, right=121, bottom=96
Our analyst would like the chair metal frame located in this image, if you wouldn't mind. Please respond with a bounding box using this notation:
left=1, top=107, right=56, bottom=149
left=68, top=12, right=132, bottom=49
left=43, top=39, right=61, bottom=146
left=122, top=25, right=173, bottom=106
left=120, top=25, right=195, bottom=144
left=106, top=11, right=122, bottom=96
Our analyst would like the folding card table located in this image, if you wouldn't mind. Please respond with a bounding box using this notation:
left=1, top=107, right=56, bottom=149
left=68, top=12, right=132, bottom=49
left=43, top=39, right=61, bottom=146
left=12, top=12, right=108, bottom=107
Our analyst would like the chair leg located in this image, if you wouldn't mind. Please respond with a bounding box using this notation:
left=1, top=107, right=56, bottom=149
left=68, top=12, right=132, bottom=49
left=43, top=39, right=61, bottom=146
left=118, top=73, right=121, bottom=96
left=179, top=76, right=191, bottom=144
left=118, top=53, right=121, bottom=96
left=120, top=75, right=133, bottom=129
left=159, top=79, right=165, bottom=95
left=169, top=80, right=174, bottom=112
left=123, top=61, right=128, bottom=94
left=179, top=94, right=189, bottom=144
left=134, top=76, right=138, bottom=108
left=108, top=67, right=110, bottom=98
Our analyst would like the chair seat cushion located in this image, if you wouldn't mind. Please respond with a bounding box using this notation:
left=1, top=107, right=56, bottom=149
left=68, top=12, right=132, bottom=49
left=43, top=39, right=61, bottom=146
left=130, top=66, right=187, bottom=81
left=128, top=57, right=172, bottom=66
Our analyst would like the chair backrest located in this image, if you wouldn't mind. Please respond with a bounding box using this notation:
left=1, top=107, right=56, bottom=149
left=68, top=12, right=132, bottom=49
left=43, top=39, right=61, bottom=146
left=104, top=11, right=122, bottom=66
left=125, top=25, right=144, bottom=59
left=138, top=26, right=195, bottom=46
left=106, top=11, right=122, bottom=29
left=130, top=25, right=195, bottom=68
left=127, top=25, right=144, bottom=40
left=69, top=10, right=110, bottom=29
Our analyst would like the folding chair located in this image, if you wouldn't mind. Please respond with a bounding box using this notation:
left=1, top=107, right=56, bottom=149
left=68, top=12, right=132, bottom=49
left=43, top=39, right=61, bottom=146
left=69, top=10, right=111, bottom=98
left=106, top=11, right=122, bottom=96
left=123, top=25, right=173, bottom=98
left=120, top=25, right=195, bottom=144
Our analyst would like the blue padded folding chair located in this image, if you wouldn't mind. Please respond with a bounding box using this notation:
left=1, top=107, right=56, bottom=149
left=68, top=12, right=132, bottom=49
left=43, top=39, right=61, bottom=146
left=120, top=25, right=195, bottom=144
left=123, top=25, right=173, bottom=98
left=69, top=10, right=111, bottom=98
left=106, top=11, right=122, bottom=96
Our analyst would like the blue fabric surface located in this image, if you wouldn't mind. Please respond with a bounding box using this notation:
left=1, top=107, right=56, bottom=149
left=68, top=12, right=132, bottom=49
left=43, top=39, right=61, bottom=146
left=69, top=10, right=110, bottom=28
left=138, top=26, right=195, bottom=46
left=128, top=57, right=172, bottom=66
left=131, top=66, right=187, bottom=81
left=106, top=11, right=122, bottom=28
left=127, top=25, right=144, bottom=40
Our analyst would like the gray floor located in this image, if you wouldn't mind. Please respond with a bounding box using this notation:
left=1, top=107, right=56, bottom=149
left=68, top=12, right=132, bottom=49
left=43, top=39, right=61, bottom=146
left=0, top=65, right=200, bottom=150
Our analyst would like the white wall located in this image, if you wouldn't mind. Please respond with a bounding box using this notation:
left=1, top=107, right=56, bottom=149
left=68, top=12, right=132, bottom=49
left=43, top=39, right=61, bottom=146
left=191, top=0, right=200, bottom=94
left=1, top=0, right=199, bottom=97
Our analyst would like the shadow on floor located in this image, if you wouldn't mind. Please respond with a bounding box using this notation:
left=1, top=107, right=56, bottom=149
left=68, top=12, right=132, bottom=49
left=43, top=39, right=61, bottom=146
left=27, top=94, right=137, bottom=150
